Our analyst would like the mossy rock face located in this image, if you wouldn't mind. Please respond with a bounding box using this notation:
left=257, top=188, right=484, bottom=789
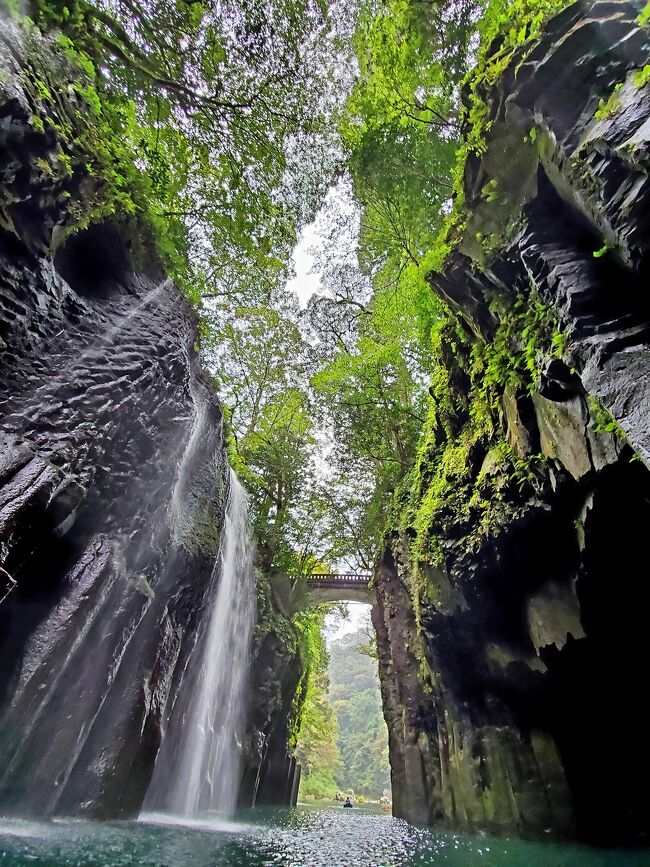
left=173, top=473, right=226, bottom=557
left=376, top=0, right=650, bottom=847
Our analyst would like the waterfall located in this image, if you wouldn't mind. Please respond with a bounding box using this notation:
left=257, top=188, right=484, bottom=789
left=144, top=470, right=256, bottom=817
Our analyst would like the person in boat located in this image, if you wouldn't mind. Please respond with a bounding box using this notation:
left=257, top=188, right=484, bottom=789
left=343, top=796, right=353, bottom=808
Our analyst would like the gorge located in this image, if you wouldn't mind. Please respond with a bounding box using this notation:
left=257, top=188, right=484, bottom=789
left=1, top=0, right=650, bottom=863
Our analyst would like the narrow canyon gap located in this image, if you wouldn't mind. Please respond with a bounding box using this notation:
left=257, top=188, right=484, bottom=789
left=1, top=0, right=650, bottom=855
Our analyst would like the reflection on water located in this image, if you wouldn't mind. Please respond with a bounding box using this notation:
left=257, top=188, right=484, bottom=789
left=1, top=805, right=650, bottom=866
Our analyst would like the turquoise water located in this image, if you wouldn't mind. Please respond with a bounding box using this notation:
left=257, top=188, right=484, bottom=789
left=1, top=805, right=649, bottom=866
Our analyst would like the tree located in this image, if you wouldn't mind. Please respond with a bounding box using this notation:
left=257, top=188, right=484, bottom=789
left=328, top=628, right=390, bottom=798
left=295, top=0, right=479, bottom=575
left=342, top=0, right=478, bottom=286
left=242, top=388, right=315, bottom=572
left=295, top=608, right=342, bottom=799
left=33, top=0, right=343, bottom=296
left=295, top=666, right=342, bottom=798
left=206, top=302, right=309, bottom=444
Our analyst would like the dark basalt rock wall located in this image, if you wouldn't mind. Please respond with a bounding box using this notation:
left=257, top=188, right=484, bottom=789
left=374, top=0, right=650, bottom=847
left=239, top=574, right=307, bottom=809
left=240, top=590, right=315, bottom=801
left=242, top=629, right=304, bottom=809
left=0, top=80, right=230, bottom=816
left=0, top=41, right=299, bottom=816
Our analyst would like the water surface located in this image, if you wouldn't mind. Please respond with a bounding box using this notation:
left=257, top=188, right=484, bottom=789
left=2, top=805, right=650, bottom=866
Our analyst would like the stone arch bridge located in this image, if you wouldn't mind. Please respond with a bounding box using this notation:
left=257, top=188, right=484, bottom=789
left=302, top=572, right=374, bottom=605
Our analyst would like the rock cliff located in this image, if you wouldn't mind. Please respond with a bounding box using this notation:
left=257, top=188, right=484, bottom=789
left=0, top=64, right=228, bottom=816
left=0, top=24, right=300, bottom=817
left=373, top=0, right=650, bottom=846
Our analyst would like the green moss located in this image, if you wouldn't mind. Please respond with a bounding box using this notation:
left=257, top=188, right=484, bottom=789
left=476, top=290, right=564, bottom=404
left=594, top=82, right=623, bottom=120
left=587, top=395, right=626, bottom=441
left=392, top=289, right=558, bottom=613
left=592, top=242, right=613, bottom=258
left=482, top=786, right=496, bottom=821
left=638, top=2, right=650, bottom=27
left=3, top=16, right=192, bottom=294
left=183, top=500, right=223, bottom=557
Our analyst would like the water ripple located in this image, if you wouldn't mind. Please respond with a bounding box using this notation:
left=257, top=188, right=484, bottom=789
left=1, top=806, right=649, bottom=866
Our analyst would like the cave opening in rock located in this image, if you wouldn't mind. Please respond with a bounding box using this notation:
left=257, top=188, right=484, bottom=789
left=53, top=224, right=130, bottom=298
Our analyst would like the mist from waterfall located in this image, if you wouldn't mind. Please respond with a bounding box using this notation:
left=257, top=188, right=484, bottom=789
left=144, top=470, right=256, bottom=818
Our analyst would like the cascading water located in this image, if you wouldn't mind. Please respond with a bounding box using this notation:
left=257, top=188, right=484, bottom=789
left=0, top=277, right=229, bottom=819
left=144, top=470, right=256, bottom=818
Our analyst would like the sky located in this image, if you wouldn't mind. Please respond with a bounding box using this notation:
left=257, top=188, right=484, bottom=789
left=324, top=602, right=371, bottom=644
left=286, top=178, right=363, bottom=310
left=286, top=223, right=322, bottom=307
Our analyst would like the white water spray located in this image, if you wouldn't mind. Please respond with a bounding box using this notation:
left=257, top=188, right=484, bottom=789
left=145, top=470, right=256, bottom=817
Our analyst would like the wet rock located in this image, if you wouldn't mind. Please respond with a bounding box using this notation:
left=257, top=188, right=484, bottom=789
left=526, top=579, right=586, bottom=653
left=502, top=385, right=536, bottom=459
left=532, top=393, right=592, bottom=479
left=0, top=72, right=231, bottom=818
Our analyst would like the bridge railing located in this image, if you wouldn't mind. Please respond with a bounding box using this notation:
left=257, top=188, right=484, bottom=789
left=304, top=573, right=372, bottom=585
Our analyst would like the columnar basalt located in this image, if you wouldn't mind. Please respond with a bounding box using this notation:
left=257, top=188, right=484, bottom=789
left=0, top=29, right=299, bottom=817
left=0, top=85, right=229, bottom=814
left=239, top=572, right=307, bottom=809
left=373, top=0, right=650, bottom=847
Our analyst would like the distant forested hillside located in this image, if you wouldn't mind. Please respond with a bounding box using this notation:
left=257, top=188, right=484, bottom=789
left=329, top=631, right=390, bottom=798
left=297, top=626, right=390, bottom=800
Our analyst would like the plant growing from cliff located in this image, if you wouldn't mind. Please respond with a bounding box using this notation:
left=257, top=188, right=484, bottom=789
left=587, top=396, right=626, bottom=441
left=474, top=290, right=563, bottom=406
left=594, top=83, right=623, bottom=121
left=592, top=242, right=613, bottom=259
left=290, top=607, right=332, bottom=742
left=392, top=287, right=555, bottom=590
left=638, top=2, right=650, bottom=27
left=633, top=65, right=650, bottom=89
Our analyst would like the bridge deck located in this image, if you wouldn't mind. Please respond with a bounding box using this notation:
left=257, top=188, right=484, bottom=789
left=305, top=573, right=372, bottom=587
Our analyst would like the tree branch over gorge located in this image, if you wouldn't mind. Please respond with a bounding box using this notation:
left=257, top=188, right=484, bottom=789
left=20, top=0, right=520, bottom=592
left=30, top=0, right=341, bottom=304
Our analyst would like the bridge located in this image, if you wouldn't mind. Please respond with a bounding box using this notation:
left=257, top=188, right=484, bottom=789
left=303, top=572, right=374, bottom=605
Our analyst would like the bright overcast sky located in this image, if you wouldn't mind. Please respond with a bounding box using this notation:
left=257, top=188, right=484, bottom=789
left=286, top=178, right=361, bottom=309
left=324, top=603, right=371, bottom=644
left=286, top=222, right=322, bottom=307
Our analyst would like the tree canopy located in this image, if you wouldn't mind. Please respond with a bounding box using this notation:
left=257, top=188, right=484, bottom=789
left=30, top=0, right=347, bottom=300
left=18, top=0, right=576, bottom=775
left=297, top=624, right=390, bottom=800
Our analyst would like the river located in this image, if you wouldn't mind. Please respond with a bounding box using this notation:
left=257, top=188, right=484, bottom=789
left=1, top=805, right=649, bottom=866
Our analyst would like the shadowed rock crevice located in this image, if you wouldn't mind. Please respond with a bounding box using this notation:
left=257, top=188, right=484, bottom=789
left=53, top=224, right=131, bottom=299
